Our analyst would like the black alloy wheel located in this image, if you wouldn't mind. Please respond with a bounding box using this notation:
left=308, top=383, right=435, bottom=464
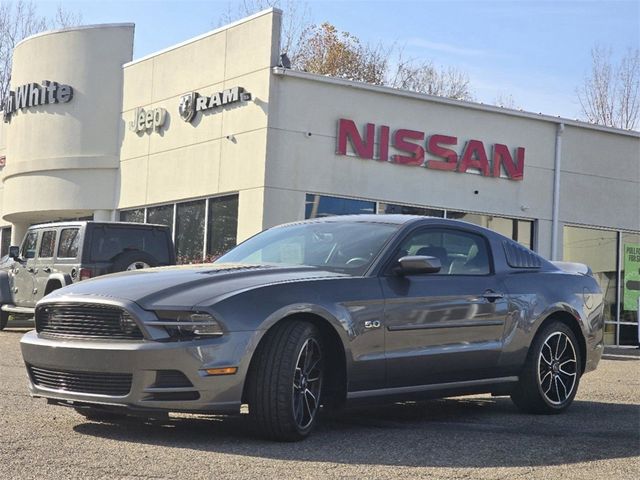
left=511, top=321, right=582, bottom=414
left=246, top=320, right=325, bottom=441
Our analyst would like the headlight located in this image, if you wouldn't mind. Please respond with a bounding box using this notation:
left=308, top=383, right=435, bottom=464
left=151, top=311, right=224, bottom=339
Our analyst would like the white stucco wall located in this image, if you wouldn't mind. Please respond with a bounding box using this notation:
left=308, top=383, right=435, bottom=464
left=1, top=24, right=134, bottom=240
left=118, top=9, right=281, bottom=242
left=265, top=70, right=639, bottom=259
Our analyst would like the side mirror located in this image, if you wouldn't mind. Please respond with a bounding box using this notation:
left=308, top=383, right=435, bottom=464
left=396, top=255, right=441, bottom=275
left=8, top=246, right=19, bottom=260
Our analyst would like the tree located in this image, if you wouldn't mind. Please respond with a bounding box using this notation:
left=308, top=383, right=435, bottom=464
left=219, top=1, right=474, bottom=101
left=577, top=46, right=639, bottom=130
left=0, top=1, right=81, bottom=105
left=493, top=92, right=520, bottom=110
left=388, top=54, right=473, bottom=101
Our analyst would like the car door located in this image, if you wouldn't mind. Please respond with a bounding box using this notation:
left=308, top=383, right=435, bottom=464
left=380, top=227, right=509, bottom=388
left=34, top=229, right=57, bottom=300
left=12, top=230, right=39, bottom=308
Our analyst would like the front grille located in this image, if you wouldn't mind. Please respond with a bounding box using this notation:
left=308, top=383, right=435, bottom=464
left=35, top=303, right=143, bottom=340
left=153, top=370, right=193, bottom=388
left=28, top=365, right=132, bottom=396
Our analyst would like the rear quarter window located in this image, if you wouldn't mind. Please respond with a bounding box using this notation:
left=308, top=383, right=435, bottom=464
left=89, top=226, right=171, bottom=263
left=39, top=230, right=57, bottom=258
left=58, top=229, right=80, bottom=258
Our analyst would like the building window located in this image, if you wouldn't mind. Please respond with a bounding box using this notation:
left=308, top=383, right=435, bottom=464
left=147, top=204, right=174, bottom=235
left=207, top=194, right=239, bottom=260
left=446, top=211, right=534, bottom=250
left=621, top=232, right=640, bottom=345
left=120, top=208, right=145, bottom=223
left=118, top=194, right=239, bottom=264
left=175, top=200, right=206, bottom=263
left=0, top=227, right=11, bottom=257
left=563, top=226, right=619, bottom=345
left=378, top=203, right=445, bottom=218
left=305, top=194, right=376, bottom=219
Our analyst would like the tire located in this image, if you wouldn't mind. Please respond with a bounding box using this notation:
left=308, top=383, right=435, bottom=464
left=0, top=310, right=8, bottom=330
left=111, top=250, right=158, bottom=273
left=511, top=321, right=582, bottom=414
left=245, top=320, right=324, bottom=441
left=74, top=407, right=127, bottom=422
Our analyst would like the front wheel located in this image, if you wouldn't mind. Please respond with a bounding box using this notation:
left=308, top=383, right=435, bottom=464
left=245, top=320, right=324, bottom=441
left=511, top=321, right=582, bottom=414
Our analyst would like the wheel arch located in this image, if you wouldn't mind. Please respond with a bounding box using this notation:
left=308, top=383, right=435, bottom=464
left=44, top=273, right=72, bottom=296
left=534, top=310, right=587, bottom=374
left=241, top=311, right=349, bottom=409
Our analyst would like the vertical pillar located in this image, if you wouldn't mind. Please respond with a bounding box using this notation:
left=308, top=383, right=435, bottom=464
left=10, top=221, right=29, bottom=245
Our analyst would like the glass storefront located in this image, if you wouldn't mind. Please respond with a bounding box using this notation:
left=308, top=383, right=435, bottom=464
left=305, top=194, right=375, bottom=218
left=305, top=194, right=535, bottom=250
left=564, top=225, right=639, bottom=346
left=120, top=194, right=239, bottom=263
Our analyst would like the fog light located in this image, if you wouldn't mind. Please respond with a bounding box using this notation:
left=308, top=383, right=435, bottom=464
left=205, top=367, right=237, bottom=376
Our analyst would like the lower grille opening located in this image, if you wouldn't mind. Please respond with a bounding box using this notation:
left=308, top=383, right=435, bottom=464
left=28, top=364, right=132, bottom=396
left=152, top=370, right=193, bottom=388
left=143, top=391, right=200, bottom=401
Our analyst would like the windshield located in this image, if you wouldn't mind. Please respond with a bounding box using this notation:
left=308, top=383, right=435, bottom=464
left=216, top=221, right=399, bottom=275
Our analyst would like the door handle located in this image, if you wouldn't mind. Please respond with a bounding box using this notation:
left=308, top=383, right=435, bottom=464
left=482, top=290, right=504, bottom=302
left=27, top=267, right=35, bottom=273
left=43, top=267, right=52, bottom=273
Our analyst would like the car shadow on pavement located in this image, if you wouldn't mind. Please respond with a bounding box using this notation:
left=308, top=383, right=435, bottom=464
left=73, top=396, right=640, bottom=468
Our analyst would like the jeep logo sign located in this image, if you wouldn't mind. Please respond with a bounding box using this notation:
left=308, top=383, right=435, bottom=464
left=179, top=86, right=251, bottom=123
left=129, top=107, right=167, bottom=134
left=2, top=81, right=73, bottom=123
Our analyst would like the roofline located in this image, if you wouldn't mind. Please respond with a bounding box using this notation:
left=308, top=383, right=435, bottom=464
left=124, top=7, right=282, bottom=68
left=15, top=23, right=135, bottom=49
left=273, top=67, right=640, bottom=138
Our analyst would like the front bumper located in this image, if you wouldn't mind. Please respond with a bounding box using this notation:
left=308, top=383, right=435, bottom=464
left=20, top=329, right=258, bottom=414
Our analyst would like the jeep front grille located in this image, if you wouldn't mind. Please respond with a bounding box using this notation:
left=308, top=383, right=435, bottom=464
left=35, top=303, right=143, bottom=340
left=27, top=365, right=133, bottom=396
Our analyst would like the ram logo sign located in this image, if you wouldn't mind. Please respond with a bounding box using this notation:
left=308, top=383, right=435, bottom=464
left=178, top=86, right=251, bottom=123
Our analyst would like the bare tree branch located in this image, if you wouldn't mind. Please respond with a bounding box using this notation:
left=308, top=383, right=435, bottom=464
left=577, top=45, right=639, bottom=130
left=218, top=3, right=475, bottom=101
left=0, top=1, right=81, bottom=106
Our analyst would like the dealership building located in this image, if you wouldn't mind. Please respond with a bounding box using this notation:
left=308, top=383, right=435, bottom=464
left=0, top=9, right=638, bottom=344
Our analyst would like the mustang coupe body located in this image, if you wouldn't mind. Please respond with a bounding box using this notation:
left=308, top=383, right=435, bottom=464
left=20, top=215, right=604, bottom=440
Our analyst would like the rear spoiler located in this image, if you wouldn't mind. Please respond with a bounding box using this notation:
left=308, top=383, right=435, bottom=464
left=551, top=261, right=593, bottom=276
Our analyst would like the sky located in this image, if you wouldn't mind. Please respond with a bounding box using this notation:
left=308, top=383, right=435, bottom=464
left=33, top=0, right=640, bottom=121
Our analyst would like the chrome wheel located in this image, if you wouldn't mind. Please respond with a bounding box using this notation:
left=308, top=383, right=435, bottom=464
left=292, top=338, right=323, bottom=430
left=537, top=331, right=578, bottom=405
left=126, top=261, right=150, bottom=271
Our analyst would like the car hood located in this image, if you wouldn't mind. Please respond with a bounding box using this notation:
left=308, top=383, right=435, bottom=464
left=45, top=263, right=349, bottom=310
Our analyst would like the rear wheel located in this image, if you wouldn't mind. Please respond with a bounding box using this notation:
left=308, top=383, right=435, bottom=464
left=245, top=320, right=324, bottom=441
left=111, top=251, right=158, bottom=273
left=511, top=321, right=582, bottom=414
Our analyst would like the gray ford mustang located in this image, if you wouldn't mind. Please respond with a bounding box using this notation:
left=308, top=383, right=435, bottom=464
left=20, top=215, right=604, bottom=441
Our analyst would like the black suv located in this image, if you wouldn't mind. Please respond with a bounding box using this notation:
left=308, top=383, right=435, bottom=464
left=0, top=221, right=175, bottom=329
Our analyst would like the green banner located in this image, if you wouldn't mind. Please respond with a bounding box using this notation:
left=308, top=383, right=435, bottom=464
left=623, top=243, right=640, bottom=311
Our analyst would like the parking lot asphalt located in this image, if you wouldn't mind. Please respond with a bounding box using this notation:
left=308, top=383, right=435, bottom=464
left=1, top=326, right=638, bottom=480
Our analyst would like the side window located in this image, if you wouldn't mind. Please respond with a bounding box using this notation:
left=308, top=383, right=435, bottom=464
left=396, top=228, right=491, bottom=275
left=21, top=232, right=38, bottom=259
left=39, top=231, right=57, bottom=258
left=58, top=229, right=80, bottom=258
